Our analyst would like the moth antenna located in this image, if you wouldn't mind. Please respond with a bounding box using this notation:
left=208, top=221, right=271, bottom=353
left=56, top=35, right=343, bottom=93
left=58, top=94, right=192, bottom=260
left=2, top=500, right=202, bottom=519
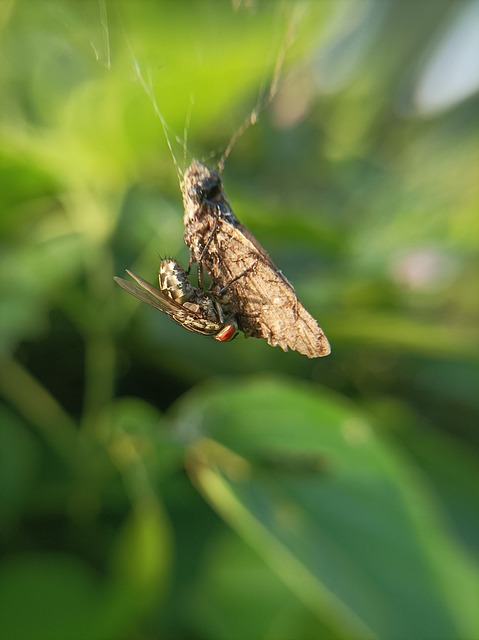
left=217, top=5, right=301, bottom=173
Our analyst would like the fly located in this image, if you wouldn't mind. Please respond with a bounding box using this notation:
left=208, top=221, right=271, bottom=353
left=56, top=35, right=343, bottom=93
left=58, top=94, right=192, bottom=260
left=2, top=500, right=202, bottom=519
left=114, top=258, right=237, bottom=342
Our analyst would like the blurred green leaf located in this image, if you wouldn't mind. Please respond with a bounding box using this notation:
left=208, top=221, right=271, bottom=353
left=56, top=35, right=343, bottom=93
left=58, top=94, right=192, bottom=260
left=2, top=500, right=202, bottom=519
left=110, top=501, right=172, bottom=609
left=0, top=407, right=40, bottom=536
left=368, top=395, right=479, bottom=557
left=0, top=554, right=116, bottom=640
left=104, top=396, right=183, bottom=506
left=193, top=532, right=342, bottom=640
left=171, top=375, right=479, bottom=640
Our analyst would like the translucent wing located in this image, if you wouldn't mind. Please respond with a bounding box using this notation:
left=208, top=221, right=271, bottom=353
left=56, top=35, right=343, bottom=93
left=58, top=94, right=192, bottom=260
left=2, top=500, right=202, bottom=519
left=114, top=270, right=188, bottom=317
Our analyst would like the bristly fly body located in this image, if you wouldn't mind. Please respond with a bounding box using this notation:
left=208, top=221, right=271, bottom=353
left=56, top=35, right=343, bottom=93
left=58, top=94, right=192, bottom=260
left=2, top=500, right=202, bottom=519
left=114, top=258, right=237, bottom=342
left=182, top=161, right=331, bottom=358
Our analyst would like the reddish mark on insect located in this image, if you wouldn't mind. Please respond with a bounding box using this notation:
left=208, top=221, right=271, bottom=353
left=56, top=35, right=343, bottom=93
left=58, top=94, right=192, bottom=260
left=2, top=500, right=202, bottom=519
left=214, top=324, right=237, bottom=342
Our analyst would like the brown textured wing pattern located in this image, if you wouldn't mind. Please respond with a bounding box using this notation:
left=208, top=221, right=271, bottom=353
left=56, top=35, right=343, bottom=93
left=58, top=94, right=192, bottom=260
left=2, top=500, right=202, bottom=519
left=209, top=220, right=330, bottom=357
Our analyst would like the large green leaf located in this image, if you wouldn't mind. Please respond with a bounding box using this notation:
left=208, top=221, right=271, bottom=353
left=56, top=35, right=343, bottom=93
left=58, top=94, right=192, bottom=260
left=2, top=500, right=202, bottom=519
left=192, top=531, right=344, bottom=640
left=0, top=553, right=121, bottom=640
left=170, top=375, right=479, bottom=640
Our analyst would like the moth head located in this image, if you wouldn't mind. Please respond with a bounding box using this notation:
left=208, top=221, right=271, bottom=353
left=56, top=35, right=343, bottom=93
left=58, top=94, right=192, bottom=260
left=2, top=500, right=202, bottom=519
left=182, top=160, right=222, bottom=206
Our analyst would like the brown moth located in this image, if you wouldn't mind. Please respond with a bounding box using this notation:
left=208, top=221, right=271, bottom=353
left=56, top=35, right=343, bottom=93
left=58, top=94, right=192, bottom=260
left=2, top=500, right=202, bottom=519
left=114, top=258, right=237, bottom=342
left=182, top=160, right=331, bottom=358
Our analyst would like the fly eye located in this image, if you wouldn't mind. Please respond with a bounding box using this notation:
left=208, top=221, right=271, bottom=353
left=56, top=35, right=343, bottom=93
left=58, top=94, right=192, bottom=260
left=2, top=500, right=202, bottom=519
left=214, top=324, right=237, bottom=342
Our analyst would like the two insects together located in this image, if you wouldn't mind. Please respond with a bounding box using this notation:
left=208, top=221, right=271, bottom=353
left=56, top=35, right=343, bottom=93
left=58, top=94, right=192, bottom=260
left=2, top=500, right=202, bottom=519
left=115, top=160, right=330, bottom=358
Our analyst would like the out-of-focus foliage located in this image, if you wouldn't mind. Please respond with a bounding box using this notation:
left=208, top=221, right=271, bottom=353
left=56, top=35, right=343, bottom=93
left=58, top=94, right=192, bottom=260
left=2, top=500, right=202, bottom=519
left=1, top=1, right=478, bottom=639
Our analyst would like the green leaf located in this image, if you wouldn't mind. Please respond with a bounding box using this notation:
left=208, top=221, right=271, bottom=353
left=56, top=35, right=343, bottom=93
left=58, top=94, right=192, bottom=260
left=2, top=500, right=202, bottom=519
left=0, top=554, right=113, bottom=640
left=170, top=375, right=479, bottom=640
left=110, top=500, right=172, bottom=607
left=192, top=532, right=344, bottom=640
left=0, top=407, right=39, bottom=536
left=107, top=396, right=183, bottom=481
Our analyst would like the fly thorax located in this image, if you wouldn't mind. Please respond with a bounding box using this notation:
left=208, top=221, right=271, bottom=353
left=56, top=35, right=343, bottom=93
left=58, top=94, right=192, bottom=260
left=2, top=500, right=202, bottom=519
left=184, top=293, right=219, bottom=322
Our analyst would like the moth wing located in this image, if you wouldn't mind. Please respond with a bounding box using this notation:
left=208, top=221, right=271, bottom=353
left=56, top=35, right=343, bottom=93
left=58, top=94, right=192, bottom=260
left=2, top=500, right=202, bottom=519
left=214, top=222, right=331, bottom=358
left=229, top=219, right=292, bottom=285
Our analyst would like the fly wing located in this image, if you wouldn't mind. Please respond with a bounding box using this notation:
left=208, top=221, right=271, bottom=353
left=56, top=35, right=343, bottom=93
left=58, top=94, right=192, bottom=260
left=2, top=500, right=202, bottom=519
left=207, top=221, right=331, bottom=358
left=114, top=270, right=188, bottom=317
left=114, top=270, right=228, bottom=341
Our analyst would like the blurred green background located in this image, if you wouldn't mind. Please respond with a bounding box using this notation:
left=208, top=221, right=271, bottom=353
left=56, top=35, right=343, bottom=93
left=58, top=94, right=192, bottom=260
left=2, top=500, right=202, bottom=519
left=1, top=1, right=478, bottom=639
